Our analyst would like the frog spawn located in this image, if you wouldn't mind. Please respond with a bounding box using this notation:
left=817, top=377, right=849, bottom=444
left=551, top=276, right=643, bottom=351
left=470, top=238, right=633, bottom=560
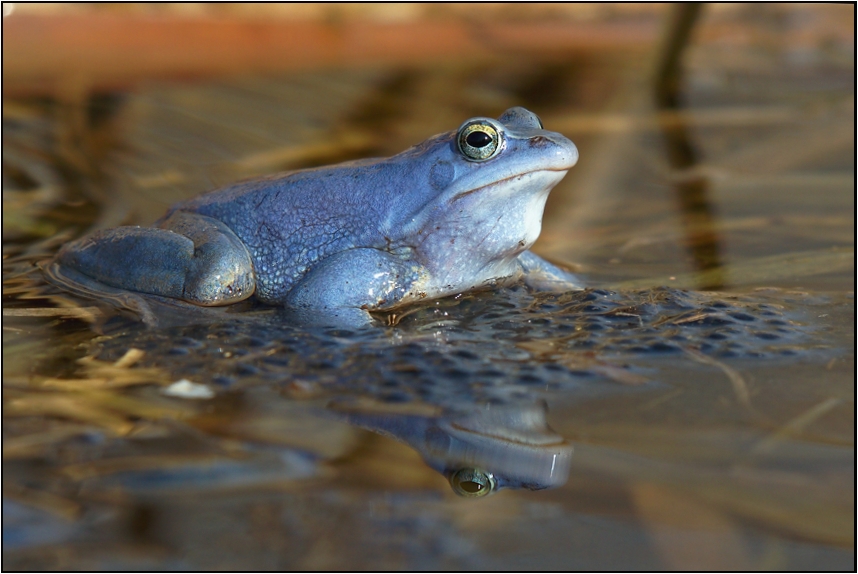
left=84, top=285, right=826, bottom=496
left=93, top=286, right=819, bottom=402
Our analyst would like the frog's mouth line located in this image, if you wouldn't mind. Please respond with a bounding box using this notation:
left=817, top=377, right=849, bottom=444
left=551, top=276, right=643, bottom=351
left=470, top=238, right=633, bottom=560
left=452, top=168, right=568, bottom=201
left=447, top=422, right=568, bottom=447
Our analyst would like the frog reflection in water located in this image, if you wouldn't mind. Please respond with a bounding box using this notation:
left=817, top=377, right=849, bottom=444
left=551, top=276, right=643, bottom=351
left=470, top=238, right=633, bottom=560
left=52, top=107, right=580, bottom=325
left=328, top=400, right=572, bottom=497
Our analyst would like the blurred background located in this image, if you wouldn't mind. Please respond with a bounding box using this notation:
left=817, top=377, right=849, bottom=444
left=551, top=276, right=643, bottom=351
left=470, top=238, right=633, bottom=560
left=4, top=2, right=854, bottom=287
left=3, top=3, right=855, bottom=571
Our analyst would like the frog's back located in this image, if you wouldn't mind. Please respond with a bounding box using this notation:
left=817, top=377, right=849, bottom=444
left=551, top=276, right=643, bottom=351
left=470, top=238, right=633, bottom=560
left=170, top=163, right=391, bottom=302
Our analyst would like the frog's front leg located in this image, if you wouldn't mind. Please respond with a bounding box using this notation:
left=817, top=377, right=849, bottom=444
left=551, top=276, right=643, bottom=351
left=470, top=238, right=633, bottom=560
left=54, top=212, right=255, bottom=305
left=286, top=248, right=421, bottom=326
left=517, top=250, right=583, bottom=291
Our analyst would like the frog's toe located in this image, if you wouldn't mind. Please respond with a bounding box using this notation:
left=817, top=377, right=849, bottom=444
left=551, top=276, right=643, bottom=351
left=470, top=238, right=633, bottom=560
left=518, top=250, right=583, bottom=292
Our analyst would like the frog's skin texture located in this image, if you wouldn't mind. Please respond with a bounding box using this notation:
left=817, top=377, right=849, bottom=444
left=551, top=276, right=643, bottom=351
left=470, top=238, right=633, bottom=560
left=54, top=107, right=580, bottom=325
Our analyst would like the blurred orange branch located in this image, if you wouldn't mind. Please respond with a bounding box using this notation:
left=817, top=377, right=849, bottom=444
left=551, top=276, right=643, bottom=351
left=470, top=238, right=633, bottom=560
left=3, top=13, right=658, bottom=95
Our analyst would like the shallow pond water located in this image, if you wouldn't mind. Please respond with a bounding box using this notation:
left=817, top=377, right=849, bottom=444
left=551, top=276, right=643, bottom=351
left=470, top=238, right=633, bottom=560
left=3, top=5, right=854, bottom=570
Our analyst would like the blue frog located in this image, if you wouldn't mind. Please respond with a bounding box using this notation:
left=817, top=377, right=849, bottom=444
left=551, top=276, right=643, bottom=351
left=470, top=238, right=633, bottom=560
left=53, top=107, right=580, bottom=325
left=328, top=399, right=573, bottom=497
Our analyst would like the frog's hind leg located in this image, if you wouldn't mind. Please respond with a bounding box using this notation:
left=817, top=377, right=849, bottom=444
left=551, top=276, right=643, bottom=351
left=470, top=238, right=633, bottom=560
left=54, top=212, right=255, bottom=306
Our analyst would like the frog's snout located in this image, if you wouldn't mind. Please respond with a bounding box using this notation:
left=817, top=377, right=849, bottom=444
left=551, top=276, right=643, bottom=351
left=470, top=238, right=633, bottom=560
left=561, top=139, right=579, bottom=168
left=531, top=133, right=578, bottom=170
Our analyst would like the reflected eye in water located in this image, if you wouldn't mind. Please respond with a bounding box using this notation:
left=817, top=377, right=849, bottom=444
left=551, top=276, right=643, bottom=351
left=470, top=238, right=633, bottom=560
left=449, top=467, right=497, bottom=498
left=457, top=120, right=502, bottom=161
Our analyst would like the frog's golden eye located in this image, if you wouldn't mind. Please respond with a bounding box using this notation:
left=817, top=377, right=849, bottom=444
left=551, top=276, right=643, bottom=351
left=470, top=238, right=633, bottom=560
left=457, top=121, right=502, bottom=161
left=449, top=468, right=497, bottom=497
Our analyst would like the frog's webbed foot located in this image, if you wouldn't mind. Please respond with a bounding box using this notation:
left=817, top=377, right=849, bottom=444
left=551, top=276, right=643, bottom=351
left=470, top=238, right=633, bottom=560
left=53, top=212, right=255, bottom=306
left=286, top=248, right=420, bottom=327
left=517, top=250, right=583, bottom=292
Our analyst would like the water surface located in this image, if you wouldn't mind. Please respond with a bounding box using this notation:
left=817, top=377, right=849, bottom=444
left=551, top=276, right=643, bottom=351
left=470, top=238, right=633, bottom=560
left=3, top=5, right=854, bottom=570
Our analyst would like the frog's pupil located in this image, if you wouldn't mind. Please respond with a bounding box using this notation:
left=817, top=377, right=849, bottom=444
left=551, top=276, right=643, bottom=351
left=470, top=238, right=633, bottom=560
left=466, top=131, right=493, bottom=148
left=460, top=481, right=483, bottom=493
